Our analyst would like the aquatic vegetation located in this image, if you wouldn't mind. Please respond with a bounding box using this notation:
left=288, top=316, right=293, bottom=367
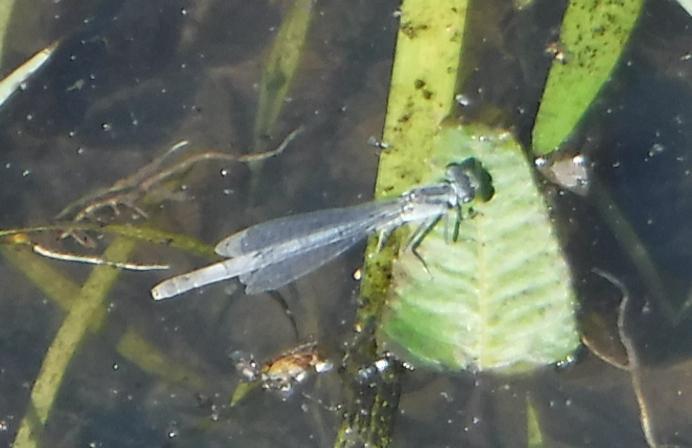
left=379, top=124, right=579, bottom=373
left=0, top=1, right=683, bottom=447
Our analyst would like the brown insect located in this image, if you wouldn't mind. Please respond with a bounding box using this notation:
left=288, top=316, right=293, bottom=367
left=236, top=342, right=333, bottom=396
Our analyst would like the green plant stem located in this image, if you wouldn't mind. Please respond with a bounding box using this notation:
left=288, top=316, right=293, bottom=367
left=12, top=238, right=136, bottom=448
left=335, top=1, right=470, bottom=446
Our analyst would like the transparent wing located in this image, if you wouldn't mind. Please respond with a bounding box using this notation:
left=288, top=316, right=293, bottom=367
left=215, top=200, right=400, bottom=256
left=242, top=233, right=364, bottom=294
left=156, top=201, right=400, bottom=299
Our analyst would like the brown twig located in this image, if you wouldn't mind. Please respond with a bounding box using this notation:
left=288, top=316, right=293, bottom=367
left=593, top=268, right=659, bottom=447
left=55, top=127, right=304, bottom=243
left=6, top=233, right=169, bottom=271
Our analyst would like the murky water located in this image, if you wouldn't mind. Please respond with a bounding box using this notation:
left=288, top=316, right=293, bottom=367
left=0, top=1, right=690, bottom=447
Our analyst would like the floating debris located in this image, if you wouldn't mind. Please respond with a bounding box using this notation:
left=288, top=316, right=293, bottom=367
left=535, top=152, right=591, bottom=196
left=0, top=40, right=59, bottom=108
left=233, top=342, right=332, bottom=398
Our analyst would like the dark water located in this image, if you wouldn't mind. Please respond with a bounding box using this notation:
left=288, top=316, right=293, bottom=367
left=0, top=1, right=690, bottom=447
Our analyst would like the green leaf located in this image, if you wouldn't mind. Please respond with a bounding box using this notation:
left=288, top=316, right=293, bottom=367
left=532, top=0, right=644, bottom=155
left=527, top=395, right=545, bottom=448
left=378, top=124, right=580, bottom=373
left=253, top=0, right=312, bottom=146
left=229, top=380, right=261, bottom=407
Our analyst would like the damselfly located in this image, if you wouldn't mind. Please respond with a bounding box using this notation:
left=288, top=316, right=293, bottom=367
left=151, top=158, right=493, bottom=300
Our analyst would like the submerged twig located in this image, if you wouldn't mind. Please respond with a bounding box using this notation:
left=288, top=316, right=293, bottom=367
left=56, top=127, right=304, bottom=229
left=591, top=178, right=675, bottom=322
left=6, top=230, right=168, bottom=271
left=31, top=242, right=168, bottom=271
left=593, top=268, right=659, bottom=448
left=137, top=126, right=301, bottom=193
left=0, top=223, right=216, bottom=259
left=55, top=140, right=191, bottom=222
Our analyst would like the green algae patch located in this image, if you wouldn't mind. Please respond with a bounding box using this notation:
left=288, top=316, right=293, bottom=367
left=378, top=124, right=579, bottom=373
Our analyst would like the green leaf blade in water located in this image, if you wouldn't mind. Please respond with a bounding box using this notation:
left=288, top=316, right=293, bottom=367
left=532, top=0, right=644, bottom=155
left=378, top=124, right=580, bottom=373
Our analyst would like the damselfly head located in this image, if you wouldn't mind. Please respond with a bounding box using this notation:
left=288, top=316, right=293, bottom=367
left=445, top=158, right=494, bottom=204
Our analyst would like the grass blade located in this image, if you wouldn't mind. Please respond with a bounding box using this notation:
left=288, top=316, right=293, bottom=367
left=532, top=0, right=644, bottom=155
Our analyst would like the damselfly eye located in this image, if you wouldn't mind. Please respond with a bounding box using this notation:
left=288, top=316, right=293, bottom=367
left=446, top=158, right=494, bottom=203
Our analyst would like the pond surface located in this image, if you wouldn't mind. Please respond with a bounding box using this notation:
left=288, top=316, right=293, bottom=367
left=0, top=1, right=690, bottom=447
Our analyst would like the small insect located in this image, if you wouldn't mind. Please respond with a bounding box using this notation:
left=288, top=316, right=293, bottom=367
left=366, top=135, right=390, bottom=151
left=235, top=342, right=333, bottom=396
left=545, top=41, right=569, bottom=64
left=151, top=157, right=494, bottom=300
